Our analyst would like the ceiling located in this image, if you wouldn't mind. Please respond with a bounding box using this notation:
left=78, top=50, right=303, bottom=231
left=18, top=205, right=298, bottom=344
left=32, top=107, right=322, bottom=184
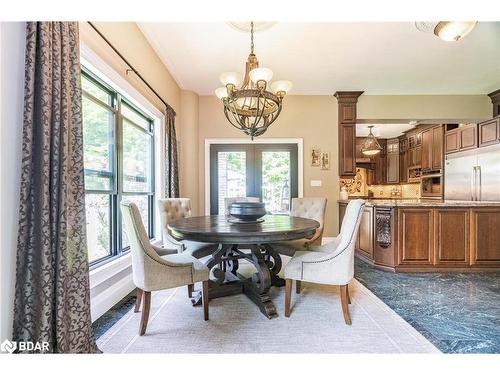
left=356, top=123, right=415, bottom=138
left=138, top=22, right=500, bottom=96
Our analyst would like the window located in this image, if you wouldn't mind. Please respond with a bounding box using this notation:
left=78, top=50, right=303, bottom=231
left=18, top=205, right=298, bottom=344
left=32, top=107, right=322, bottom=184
left=82, top=68, right=155, bottom=266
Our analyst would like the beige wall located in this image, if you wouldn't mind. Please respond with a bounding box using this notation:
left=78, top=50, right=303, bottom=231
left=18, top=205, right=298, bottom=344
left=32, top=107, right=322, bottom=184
left=197, top=94, right=492, bottom=237
left=198, top=95, right=341, bottom=236
left=80, top=22, right=181, bottom=114
left=358, top=95, right=491, bottom=120
left=179, top=91, right=200, bottom=214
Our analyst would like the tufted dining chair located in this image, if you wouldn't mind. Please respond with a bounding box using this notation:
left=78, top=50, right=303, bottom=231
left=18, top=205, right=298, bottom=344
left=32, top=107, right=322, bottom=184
left=121, top=202, right=210, bottom=335
left=272, top=197, right=327, bottom=257
left=158, top=198, right=218, bottom=258
left=283, top=199, right=365, bottom=325
left=224, top=196, right=260, bottom=215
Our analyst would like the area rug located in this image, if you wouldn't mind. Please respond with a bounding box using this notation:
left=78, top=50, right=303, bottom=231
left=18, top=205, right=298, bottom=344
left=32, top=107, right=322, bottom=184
left=97, top=262, right=439, bottom=353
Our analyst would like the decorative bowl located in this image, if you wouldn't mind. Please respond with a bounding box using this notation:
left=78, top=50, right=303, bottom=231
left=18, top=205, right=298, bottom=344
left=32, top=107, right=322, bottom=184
left=228, top=201, right=266, bottom=222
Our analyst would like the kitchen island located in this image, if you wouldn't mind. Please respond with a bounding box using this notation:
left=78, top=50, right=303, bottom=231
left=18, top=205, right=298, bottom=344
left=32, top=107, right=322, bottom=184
left=339, top=199, right=500, bottom=272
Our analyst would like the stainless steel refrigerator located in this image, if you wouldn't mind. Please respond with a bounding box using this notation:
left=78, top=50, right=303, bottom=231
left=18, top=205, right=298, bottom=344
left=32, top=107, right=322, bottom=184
left=445, top=143, right=500, bottom=201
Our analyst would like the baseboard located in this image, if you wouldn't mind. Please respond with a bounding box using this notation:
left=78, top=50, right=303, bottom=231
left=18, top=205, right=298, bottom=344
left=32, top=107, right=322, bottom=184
left=90, top=273, right=135, bottom=322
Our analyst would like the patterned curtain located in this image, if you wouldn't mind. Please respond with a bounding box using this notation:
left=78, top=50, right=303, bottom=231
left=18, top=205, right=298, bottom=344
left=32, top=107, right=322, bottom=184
left=13, top=22, right=99, bottom=353
left=165, top=107, right=179, bottom=198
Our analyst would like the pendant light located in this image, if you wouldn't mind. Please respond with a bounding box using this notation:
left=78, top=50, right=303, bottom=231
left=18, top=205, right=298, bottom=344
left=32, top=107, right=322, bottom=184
left=361, top=126, right=382, bottom=156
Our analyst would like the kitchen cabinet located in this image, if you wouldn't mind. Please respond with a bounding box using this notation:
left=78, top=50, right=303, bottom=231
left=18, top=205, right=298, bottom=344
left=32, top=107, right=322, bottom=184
left=445, top=130, right=459, bottom=153
left=434, top=209, right=469, bottom=266
left=445, top=123, right=478, bottom=154
left=460, top=125, right=477, bottom=150
left=386, top=138, right=399, bottom=183
left=399, top=149, right=408, bottom=183
left=342, top=201, right=500, bottom=271
left=398, top=208, right=434, bottom=266
left=386, top=154, right=399, bottom=183
left=421, top=127, right=433, bottom=171
left=335, top=91, right=363, bottom=177
left=470, top=208, right=500, bottom=266
left=421, top=125, right=443, bottom=171
left=478, top=117, right=500, bottom=147
left=339, top=203, right=374, bottom=261
left=408, top=146, right=421, bottom=167
left=357, top=206, right=374, bottom=259
left=366, top=139, right=386, bottom=185
left=432, top=126, right=443, bottom=169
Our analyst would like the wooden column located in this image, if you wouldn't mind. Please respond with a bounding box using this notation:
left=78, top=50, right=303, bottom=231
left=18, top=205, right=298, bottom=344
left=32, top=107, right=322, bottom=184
left=488, top=89, right=500, bottom=117
left=334, top=91, right=364, bottom=177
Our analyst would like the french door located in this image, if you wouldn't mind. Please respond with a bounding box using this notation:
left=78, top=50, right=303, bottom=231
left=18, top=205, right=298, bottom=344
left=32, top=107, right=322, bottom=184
left=210, top=143, right=298, bottom=215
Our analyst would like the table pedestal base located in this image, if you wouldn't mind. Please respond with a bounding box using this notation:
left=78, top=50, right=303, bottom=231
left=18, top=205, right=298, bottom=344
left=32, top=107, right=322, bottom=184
left=190, top=243, right=284, bottom=319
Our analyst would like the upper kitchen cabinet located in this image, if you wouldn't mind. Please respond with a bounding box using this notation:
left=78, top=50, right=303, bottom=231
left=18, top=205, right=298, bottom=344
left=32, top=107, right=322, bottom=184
left=421, top=125, right=443, bottom=171
left=399, top=136, right=408, bottom=183
left=386, top=138, right=399, bottom=183
left=334, top=91, right=364, bottom=177
left=445, top=123, right=478, bottom=154
left=478, top=116, right=500, bottom=148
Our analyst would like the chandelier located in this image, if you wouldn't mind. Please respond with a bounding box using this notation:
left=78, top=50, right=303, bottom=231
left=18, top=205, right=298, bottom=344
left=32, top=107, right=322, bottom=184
left=215, top=22, right=292, bottom=139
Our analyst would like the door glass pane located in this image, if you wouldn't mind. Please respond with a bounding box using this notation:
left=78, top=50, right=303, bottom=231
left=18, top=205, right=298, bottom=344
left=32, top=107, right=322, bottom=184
left=82, top=95, right=114, bottom=191
left=217, top=151, right=246, bottom=214
left=122, top=119, right=152, bottom=192
left=262, top=151, right=291, bottom=214
left=121, top=195, right=150, bottom=249
left=85, top=194, right=111, bottom=263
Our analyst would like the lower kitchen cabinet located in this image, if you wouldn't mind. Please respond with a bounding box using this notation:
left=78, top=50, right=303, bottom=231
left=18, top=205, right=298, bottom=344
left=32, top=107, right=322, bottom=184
left=357, top=206, right=374, bottom=259
left=398, top=208, right=434, bottom=266
left=434, top=209, right=469, bottom=266
left=470, top=208, right=500, bottom=266
left=339, top=202, right=373, bottom=260
left=339, top=202, right=500, bottom=271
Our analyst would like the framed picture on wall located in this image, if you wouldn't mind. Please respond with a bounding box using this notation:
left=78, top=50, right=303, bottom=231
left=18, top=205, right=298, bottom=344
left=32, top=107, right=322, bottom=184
left=311, top=147, right=321, bottom=166
left=320, top=152, right=330, bottom=170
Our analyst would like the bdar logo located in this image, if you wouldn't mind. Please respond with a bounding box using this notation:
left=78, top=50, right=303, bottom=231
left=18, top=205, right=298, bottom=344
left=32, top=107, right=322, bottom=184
left=1, top=339, right=17, bottom=354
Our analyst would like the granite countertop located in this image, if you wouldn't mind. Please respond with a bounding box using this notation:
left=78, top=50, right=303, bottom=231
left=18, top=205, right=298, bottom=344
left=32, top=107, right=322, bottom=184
left=338, top=198, right=500, bottom=207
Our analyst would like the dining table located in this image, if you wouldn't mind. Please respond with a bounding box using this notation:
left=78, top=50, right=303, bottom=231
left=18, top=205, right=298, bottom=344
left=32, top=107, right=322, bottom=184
left=168, top=214, right=320, bottom=319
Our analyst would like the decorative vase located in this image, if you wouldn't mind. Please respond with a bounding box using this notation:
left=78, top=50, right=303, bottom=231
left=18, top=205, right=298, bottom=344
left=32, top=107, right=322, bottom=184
left=340, top=187, right=349, bottom=201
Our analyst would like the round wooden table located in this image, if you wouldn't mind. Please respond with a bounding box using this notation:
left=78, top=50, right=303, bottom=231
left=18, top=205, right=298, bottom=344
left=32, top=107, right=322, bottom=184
left=168, top=215, right=319, bottom=319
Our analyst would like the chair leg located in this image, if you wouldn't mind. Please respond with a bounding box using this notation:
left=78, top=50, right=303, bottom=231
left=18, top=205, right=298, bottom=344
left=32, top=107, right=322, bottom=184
left=188, top=284, right=194, bottom=298
left=202, top=280, right=209, bottom=321
left=285, top=279, right=292, bottom=317
left=296, top=280, right=301, bottom=294
left=340, top=285, right=352, bottom=325
left=134, top=288, right=143, bottom=313
left=139, top=291, right=151, bottom=335
left=346, top=284, right=351, bottom=304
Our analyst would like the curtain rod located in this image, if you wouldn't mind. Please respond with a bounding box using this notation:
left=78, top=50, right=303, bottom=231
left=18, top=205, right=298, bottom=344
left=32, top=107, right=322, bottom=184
left=87, top=22, right=176, bottom=117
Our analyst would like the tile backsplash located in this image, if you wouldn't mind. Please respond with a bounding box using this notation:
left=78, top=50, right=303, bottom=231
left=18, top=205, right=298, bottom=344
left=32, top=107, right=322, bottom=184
left=340, top=168, right=421, bottom=199
left=367, top=183, right=421, bottom=198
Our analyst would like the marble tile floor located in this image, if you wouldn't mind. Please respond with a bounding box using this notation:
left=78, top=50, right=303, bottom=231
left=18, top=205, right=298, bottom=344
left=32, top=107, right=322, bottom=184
left=354, top=258, right=500, bottom=354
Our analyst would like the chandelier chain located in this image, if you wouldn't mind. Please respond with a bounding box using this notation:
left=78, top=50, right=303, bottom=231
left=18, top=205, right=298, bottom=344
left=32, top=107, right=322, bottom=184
left=250, top=21, right=254, bottom=54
